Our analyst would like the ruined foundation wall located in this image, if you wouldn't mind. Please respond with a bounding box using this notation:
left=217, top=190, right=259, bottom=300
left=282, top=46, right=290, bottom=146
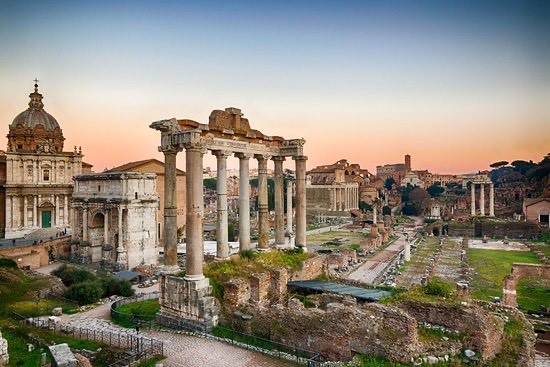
left=397, top=300, right=504, bottom=360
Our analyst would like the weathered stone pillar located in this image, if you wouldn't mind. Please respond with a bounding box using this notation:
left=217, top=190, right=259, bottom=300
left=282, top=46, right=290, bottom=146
left=116, top=206, right=126, bottom=268
left=470, top=184, right=476, bottom=216
left=23, top=196, right=28, bottom=228
left=404, top=241, right=411, bottom=261
left=255, top=154, right=271, bottom=251
left=236, top=153, right=252, bottom=251
left=273, top=156, right=286, bottom=247
left=480, top=184, right=485, bottom=216
left=103, top=209, right=109, bottom=244
left=331, top=187, right=337, bottom=211
left=55, top=194, right=60, bottom=226
left=185, top=143, right=206, bottom=280
left=64, top=195, right=68, bottom=225
left=489, top=183, right=495, bottom=217
left=286, top=179, right=293, bottom=234
left=213, top=150, right=231, bottom=260
left=294, top=156, right=307, bottom=249
left=33, top=195, right=37, bottom=227
left=373, top=204, right=377, bottom=224
left=162, top=148, right=180, bottom=274
left=5, top=195, right=11, bottom=231
left=83, top=207, right=88, bottom=241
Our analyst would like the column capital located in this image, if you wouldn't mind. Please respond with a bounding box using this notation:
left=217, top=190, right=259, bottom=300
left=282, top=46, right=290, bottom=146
left=272, top=156, right=286, bottom=162
left=160, top=146, right=182, bottom=155
left=184, top=143, right=207, bottom=154
left=212, top=150, right=232, bottom=158
left=235, top=152, right=254, bottom=160
left=254, top=153, right=272, bottom=161
left=292, top=155, right=308, bottom=161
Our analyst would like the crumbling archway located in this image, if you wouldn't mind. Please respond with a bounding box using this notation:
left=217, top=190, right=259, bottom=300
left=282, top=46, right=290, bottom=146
left=502, top=263, right=550, bottom=307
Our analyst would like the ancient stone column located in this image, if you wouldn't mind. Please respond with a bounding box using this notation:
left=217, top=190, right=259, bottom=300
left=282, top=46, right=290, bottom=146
left=162, top=148, right=180, bottom=274
left=116, top=206, right=126, bottom=268
left=83, top=207, right=88, bottom=241
left=213, top=150, right=231, bottom=260
left=470, top=184, right=476, bottom=216
left=64, top=195, right=68, bottom=225
left=489, top=183, right=495, bottom=217
left=185, top=143, right=206, bottom=280
left=23, top=196, right=28, bottom=228
left=345, top=186, right=349, bottom=211
left=255, top=154, right=271, bottom=251
left=286, top=179, right=293, bottom=234
left=480, top=184, right=485, bottom=216
left=33, top=196, right=37, bottom=227
left=236, top=153, right=252, bottom=251
left=55, top=195, right=60, bottom=225
left=103, top=209, right=109, bottom=244
left=273, top=156, right=286, bottom=247
left=294, top=156, right=307, bottom=249
left=6, top=196, right=11, bottom=230
left=373, top=204, right=377, bottom=224
left=404, top=241, right=411, bottom=261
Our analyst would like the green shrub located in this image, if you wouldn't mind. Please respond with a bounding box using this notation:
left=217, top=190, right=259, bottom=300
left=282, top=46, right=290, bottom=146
left=100, top=277, right=135, bottom=298
left=423, top=278, right=454, bottom=298
left=0, top=258, right=18, bottom=269
left=65, top=281, right=104, bottom=305
left=52, top=264, right=95, bottom=286
left=283, top=246, right=304, bottom=255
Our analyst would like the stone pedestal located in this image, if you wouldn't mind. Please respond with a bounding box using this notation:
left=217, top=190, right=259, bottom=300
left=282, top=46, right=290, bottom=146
left=158, top=275, right=219, bottom=330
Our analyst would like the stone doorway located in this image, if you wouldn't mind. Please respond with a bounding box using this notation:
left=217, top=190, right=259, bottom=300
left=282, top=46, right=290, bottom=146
left=41, top=211, right=52, bottom=228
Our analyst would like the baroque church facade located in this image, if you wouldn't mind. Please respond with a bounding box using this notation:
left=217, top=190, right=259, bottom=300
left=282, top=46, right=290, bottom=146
left=0, top=83, right=91, bottom=239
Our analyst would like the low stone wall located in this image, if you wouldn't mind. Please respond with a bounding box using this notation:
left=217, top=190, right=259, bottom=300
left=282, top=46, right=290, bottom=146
left=234, top=298, right=419, bottom=363
left=397, top=300, right=504, bottom=361
left=503, top=262, right=550, bottom=307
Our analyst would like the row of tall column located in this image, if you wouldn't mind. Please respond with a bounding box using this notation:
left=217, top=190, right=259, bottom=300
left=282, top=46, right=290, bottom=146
left=330, top=185, right=359, bottom=211
left=162, top=144, right=307, bottom=281
left=470, top=182, right=495, bottom=217
left=5, top=193, right=69, bottom=229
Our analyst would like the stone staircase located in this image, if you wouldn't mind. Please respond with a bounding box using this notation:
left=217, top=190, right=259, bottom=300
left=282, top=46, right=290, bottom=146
left=24, top=227, right=69, bottom=241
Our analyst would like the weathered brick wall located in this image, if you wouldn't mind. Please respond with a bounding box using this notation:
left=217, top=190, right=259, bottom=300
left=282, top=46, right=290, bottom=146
left=0, top=238, right=70, bottom=269
left=503, top=263, right=550, bottom=307
left=235, top=298, right=419, bottom=363
left=397, top=300, right=504, bottom=360
left=289, top=255, right=324, bottom=281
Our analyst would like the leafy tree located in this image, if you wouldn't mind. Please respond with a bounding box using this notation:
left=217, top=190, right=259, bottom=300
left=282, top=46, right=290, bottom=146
left=0, top=258, right=18, bottom=269
left=409, top=187, right=431, bottom=214
left=511, top=160, right=536, bottom=175
left=490, top=161, right=508, bottom=168
left=203, top=178, right=217, bottom=191
left=228, top=223, right=236, bottom=242
left=382, top=205, right=391, bottom=216
left=400, top=184, right=415, bottom=202
left=384, top=177, right=395, bottom=190
left=427, top=184, right=445, bottom=198
left=402, top=203, right=419, bottom=215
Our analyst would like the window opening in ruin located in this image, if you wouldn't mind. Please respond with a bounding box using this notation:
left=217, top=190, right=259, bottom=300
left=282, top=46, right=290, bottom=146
left=540, top=214, right=549, bottom=224
left=135, top=192, right=138, bottom=199
left=98, top=185, right=101, bottom=192
left=43, top=169, right=50, bottom=181
left=17, top=144, right=23, bottom=149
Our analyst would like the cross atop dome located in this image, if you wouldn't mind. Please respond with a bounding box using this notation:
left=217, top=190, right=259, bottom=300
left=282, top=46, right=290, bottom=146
left=33, top=78, right=39, bottom=92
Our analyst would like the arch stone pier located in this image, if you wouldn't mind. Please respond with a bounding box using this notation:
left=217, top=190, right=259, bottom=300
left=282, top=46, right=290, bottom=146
left=503, top=263, right=550, bottom=307
left=151, top=107, right=306, bottom=329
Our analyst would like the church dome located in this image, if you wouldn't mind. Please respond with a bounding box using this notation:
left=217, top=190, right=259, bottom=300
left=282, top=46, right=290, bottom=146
left=7, top=82, right=65, bottom=153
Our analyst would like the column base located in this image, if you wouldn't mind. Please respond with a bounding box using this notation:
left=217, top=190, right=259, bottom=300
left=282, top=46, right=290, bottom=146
left=184, top=273, right=206, bottom=281
left=158, top=274, right=219, bottom=331
left=296, top=246, right=308, bottom=253
left=162, top=264, right=181, bottom=275
left=214, top=256, right=230, bottom=262
left=257, top=247, right=271, bottom=252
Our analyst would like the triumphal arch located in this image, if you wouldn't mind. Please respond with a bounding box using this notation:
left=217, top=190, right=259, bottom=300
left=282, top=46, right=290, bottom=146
left=150, top=107, right=307, bottom=328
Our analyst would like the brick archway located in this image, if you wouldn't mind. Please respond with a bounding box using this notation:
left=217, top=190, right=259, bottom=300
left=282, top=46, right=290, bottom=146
left=502, top=263, right=550, bottom=307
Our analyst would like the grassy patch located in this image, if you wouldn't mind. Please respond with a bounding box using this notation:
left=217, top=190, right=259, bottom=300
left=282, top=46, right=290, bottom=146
left=2, top=326, right=50, bottom=367
left=531, top=243, right=550, bottom=256
left=134, top=355, right=165, bottom=367
left=9, top=298, right=77, bottom=317
left=468, top=248, right=541, bottom=301
left=516, top=276, right=550, bottom=312
left=352, top=354, right=411, bottom=367
left=112, top=299, right=160, bottom=328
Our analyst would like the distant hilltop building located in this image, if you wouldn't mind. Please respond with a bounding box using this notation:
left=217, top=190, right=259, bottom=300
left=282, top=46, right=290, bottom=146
left=0, top=82, right=92, bottom=238
left=376, top=154, right=411, bottom=185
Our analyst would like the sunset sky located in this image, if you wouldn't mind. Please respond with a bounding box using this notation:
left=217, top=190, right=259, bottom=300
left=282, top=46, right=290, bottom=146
left=0, top=0, right=548, bottom=175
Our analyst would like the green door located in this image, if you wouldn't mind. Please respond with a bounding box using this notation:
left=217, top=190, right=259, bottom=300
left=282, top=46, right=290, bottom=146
left=42, top=211, right=52, bottom=228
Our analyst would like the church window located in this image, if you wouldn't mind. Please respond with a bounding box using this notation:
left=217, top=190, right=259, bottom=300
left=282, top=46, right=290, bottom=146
left=98, top=185, right=101, bottom=192
left=135, top=192, right=138, bottom=199
left=17, top=144, right=23, bottom=150
left=43, top=169, right=50, bottom=181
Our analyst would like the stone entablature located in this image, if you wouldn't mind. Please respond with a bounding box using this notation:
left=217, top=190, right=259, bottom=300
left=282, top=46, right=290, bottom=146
left=71, top=172, right=159, bottom=269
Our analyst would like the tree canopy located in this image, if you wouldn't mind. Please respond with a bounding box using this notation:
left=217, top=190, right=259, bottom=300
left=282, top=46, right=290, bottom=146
left=490, top=161, right=508, bottom=168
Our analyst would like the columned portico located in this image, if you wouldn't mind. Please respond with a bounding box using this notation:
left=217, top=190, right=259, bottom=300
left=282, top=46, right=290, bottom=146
left=469, top=178, right=495, bottom=217
left=151, top=108, right=306, bottom=330
left=273, top=156, right=286, bottom=247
